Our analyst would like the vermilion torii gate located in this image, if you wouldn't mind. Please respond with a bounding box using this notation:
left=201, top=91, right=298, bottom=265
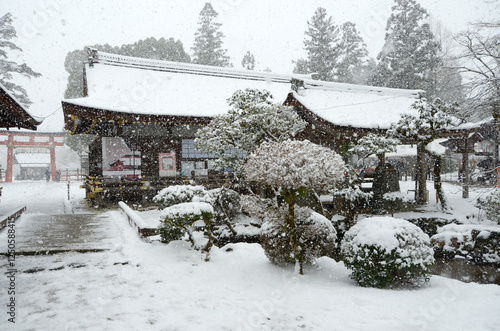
left=0, top=131, right=64, bottom=182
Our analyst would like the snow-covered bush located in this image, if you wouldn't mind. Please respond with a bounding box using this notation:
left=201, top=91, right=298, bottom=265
left=476, top=189, right=500, bottom=224
left=153, top=185, right=206, bottom=209
left=194, top=88, right=306, bottom=182
left=259, top=207, right=337, bottom=266
left=245, top=139, right=345, bottom=274
left=383, top=192, right=414, bottom=216
left=431, top=224, right=500, bottom=264
left=341, top=217, right=434, bottom=288
left=205, top=187, right=241, bottom=227
left=159, top=202, right=215, bottom=261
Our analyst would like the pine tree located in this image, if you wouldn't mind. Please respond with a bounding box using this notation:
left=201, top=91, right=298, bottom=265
left=370, top=0, right=441, bottom=92
left=0, top=13, right=41, bottom=107
left=194, top=89, right=306, bottom=182
left=294, top=7, right=338, bottom=81
left=191, top=2, right=230, bottom=67
left=388, top=99, right=459, bottom=208
left=336, top=22, right=369, bottom=84
left=241, top=51, right=255, bottom=70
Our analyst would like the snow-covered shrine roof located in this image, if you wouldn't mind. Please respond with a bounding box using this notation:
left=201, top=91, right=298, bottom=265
left=63, top=49, right=430, bottom=135
left=63, top=50, right=293, bottom=119
left=0, top=83, right=42, bottom=130
left=289, top=80, right=424, bottom=130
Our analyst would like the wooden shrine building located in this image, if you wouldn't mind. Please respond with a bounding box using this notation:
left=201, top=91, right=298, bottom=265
left=0, top=83, right=41, bottom=130
left=62, top=49, right=441, bottom=202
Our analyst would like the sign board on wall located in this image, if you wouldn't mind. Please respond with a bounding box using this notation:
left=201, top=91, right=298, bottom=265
left=159, top=152, right=176, bottom=177
left=102, top=137, right=141, bottom=178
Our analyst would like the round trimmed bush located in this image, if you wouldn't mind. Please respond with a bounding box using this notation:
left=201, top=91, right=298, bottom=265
left=341, top=217, right=434, bottom=288
left=260, top=207, right=337, bottom=266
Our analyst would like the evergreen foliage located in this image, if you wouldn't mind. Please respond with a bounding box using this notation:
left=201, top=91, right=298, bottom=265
left=194, top=89, right=306, bottom=182
left=476, top=189, right=500, bottom=224
left=245, top=140, right=345, bottom=274
left=191, top=2, right=230, bottom=67
left=294, top=8, right=369, bottom=83
left=63, top=37, right=190, bottom=99
left=159, top=202, right=215, bottom=261
left=349, top=133, right=399, bottom=160
left=0, top=13, right=41, bottom=107
left=241, top=51, right=255, bottom=70
left=370, top=0, right=441, bottom=92
left=388, top=98, right=459, bottom=207
left=341, top=217, right=434, bottom=288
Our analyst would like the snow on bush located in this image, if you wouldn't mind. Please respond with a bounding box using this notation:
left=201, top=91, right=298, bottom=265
left=341, top=217, right=434, bottom=288
left=245, top=139, right=346, bottom=192
left=194, top=88, right=306, bottom=181
left=431, top=223, right=500, bottom=264
left=383, top=192, right=414, bottom=216
left=159, top=202, right=215, bottom=261
left=153, top=185, right=206, bottom=209
left=244, top=139, right=345, bottom=274
left=260, top=207, right=337, bottom=266
left=476, top=189, right=500, bottom=224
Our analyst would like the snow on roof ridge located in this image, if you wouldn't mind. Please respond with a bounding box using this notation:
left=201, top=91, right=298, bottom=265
left=0, top=83, right=43, bottom=123
left=301, top=78, right=424, bottom=98
left=90, top=49, right=292, bottom=83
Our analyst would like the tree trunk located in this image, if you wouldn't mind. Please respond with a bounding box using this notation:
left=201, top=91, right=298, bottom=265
left=202, top=214, right=214, bottom=262
left=416, top=144, right=427, bottom=205
left=432, top=154, right=447, bottom=210
left=283, top=189, right=302, bottom=275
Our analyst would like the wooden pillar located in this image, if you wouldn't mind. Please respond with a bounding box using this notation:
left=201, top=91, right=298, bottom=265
left=462, top=151, right=469, bottom=199
left=50, top=146, right=56, bottom=181
left=6, top=135, right=14, bottom=182
left=6, top=145, right=13, bottom=182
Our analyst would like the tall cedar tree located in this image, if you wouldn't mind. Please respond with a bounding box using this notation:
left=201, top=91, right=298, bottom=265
left=0, top=13, right=41, bottom=107
left=336, top=22, right=369, bottom=83
left=192, top=3, right=230, bottom=67
left=294, top=7, right=338, bottom=81
left=295, top=8, right=369, bottom=83
left=370, top=0, right=441, bottom=92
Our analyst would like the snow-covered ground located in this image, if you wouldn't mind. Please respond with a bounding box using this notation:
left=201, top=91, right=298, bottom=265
left=1, top=181, right=500, bottom=330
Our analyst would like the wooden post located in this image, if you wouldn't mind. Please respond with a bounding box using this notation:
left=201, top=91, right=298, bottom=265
left=50, top=146, right=57, bottom=181
left=6, top=143, right=13, bottom=183
left=462, top=150, right=469, bottom=199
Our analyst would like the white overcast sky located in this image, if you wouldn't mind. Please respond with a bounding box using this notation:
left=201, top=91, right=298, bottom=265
left=1, top=0, right=499, bottom=131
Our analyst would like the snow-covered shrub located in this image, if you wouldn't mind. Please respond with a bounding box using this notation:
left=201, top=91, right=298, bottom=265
left=159, top=202, right=215, bottom=261
left=383, top=192, right=414, bottom=216
left=431, top=224, right=500, bottom=264
left=153, top=185, right=206, bottom=209
left=476, top=189, right=500, bottom=224
left=245, top=140, right=345, bottom=274
left=194, top=88, right=306, bottom=182
left=205, top=187, right=241, bottom=226
left=260, top=207, right=337, bottom=266
left=331, top=186, right=372, bottom=223
left=341, top=217, right=434, bottom=288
